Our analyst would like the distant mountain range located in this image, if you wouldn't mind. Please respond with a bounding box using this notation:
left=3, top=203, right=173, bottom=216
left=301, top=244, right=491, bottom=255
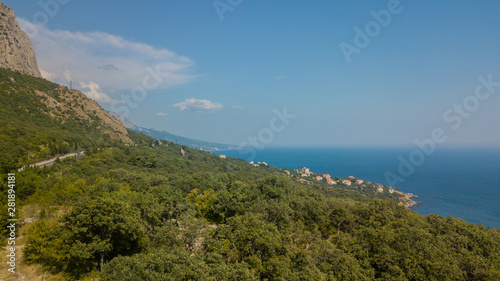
left=109, top=112, right=240, bottom=151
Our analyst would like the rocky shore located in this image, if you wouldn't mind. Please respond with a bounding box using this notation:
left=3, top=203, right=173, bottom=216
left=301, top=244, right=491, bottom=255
left=284, top=166, right=420, bottom=208
left=395, top=190, right=420, bottom=208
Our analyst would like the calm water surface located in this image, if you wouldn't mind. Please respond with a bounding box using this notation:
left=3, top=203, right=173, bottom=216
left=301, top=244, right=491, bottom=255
left=213, top=147, right=500, bottom=229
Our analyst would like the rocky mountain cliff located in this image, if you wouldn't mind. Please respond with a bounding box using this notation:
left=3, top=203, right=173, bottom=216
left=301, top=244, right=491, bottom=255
left=0, top=1, right=42, bottom=78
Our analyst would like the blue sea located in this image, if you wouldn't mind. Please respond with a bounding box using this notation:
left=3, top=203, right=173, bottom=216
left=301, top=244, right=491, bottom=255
left=212, top=147, right=500, bottom=229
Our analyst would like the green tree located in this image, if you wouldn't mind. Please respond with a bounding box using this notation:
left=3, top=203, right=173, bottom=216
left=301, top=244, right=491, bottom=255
left=62, top=197, right=146, bottom=274
left=330, top=205, right=354, bottom=236
left=207, top=213, right=288, bottom=279
left=24, top=219, right=69, bottom=272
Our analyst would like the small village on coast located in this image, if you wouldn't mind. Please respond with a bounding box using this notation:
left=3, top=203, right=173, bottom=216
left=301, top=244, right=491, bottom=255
left=217, top=155, right=420, bottom=208
left=239, top=160, right=420, bottom=208
left=281, top=166, right=420, bottom=208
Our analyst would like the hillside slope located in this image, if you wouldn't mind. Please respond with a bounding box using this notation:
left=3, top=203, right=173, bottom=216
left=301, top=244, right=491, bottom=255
left=0, top=67, right=132, bottom=172
left=0, top=71, right=498, bottom=280
left=5, top=130, right=500, bottom=281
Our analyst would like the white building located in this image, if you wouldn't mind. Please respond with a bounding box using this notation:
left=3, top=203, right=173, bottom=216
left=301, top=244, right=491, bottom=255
left=298, top=167, right=310, bottom=174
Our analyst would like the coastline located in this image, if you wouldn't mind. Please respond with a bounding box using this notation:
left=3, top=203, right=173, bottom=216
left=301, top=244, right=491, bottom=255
left=206, top=147, right=243, bottom=152
left=211, top=146, right=499, bottom=228
left=211, top=148, right=422, bottom=209
left=395, top=190, right=420, bottom=208
left=279, top=165, right=420, bottom=209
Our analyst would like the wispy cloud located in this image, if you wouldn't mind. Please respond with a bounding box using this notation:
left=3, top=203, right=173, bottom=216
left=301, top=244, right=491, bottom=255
left=98, top=64, right=119, bottom=71
left=63, top=66, right=72, bottom=83
left=19, top=19, right=195, bottom=94
left=173, top=98, right=224, bottom=113
left=79, top=81, right=116, bottom=104
left=232, top=105, right=244, bottom=110
left=275, top=75, right=286, bottom=80
left=155, top=112, right=168, bottom=116
left=40, top=69, right=57, bottom=80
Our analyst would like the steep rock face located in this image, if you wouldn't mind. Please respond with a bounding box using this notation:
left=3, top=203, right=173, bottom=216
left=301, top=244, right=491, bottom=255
left=0, top=2, right=42, bottom=78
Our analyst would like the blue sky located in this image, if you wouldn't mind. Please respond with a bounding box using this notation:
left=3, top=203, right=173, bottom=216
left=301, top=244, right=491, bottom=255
left=5, top=0, right=500, bottom=147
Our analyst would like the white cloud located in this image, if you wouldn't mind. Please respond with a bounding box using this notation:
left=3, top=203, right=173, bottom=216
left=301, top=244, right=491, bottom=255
left=155, top=112, right=168, bottom=116
left=63, top=66, right=72, bottom=83
left=232, top=105, right=244, bottom=110
left=19, top=19, right=195, bottom=94
left=40, top=69, right=57, bottom=80
left=173, top=98, right=224, bottom=113
left=79, top=81, right=116, bottom=104
left=275, top=75, right=286, bottom=80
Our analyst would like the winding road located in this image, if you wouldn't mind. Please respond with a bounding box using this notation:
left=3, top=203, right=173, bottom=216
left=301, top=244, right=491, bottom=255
left=17, top=151, right=85, bottom=172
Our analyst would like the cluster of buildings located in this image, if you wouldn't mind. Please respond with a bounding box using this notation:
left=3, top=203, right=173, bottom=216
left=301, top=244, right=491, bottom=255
left=298, top=167, right=311, bottom=177
left=374, top=183, right=395, bottom=194
left=285, top=166, right=396, bottom=194
left=312, top=173, right=335, bottom=185
left=294, top=167, right=365, bottom=187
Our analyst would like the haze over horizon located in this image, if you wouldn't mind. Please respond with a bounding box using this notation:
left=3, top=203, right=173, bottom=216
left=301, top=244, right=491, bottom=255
left=5, top=0, right=500, bottom=147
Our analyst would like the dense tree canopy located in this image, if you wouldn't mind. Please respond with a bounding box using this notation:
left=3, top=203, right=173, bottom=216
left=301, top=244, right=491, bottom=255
left=1, top=69, right=499, bottom=280
left=17, top=143, right=500, bottom=280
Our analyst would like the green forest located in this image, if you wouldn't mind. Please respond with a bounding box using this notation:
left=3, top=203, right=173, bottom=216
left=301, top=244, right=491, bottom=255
left=1, top=68, right=500, bottom=280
